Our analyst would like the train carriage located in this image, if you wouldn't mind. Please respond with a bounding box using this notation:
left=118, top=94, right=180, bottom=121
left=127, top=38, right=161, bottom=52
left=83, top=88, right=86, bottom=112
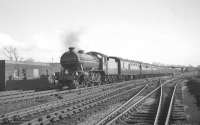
left=119, top=59, right=141, bottom=80
left=106, top=57, right=119, bottom=82
left=107, top=57, right=142, bottom=81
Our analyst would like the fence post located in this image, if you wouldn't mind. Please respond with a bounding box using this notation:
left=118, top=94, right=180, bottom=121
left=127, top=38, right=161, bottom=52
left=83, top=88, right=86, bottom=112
left=0, top=60, right=5, bottom=91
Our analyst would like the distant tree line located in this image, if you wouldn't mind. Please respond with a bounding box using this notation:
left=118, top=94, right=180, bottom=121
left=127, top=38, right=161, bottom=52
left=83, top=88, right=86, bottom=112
left=2, top=46, right=34, bottom=62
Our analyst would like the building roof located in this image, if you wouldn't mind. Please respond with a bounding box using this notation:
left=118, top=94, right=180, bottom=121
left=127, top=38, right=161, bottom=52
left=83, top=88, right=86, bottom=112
left=5, top=60, right=51, bottom=66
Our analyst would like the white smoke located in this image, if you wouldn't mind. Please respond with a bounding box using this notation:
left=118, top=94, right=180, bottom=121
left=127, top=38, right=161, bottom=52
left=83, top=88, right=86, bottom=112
left=61, top=29, right=83, bottom=51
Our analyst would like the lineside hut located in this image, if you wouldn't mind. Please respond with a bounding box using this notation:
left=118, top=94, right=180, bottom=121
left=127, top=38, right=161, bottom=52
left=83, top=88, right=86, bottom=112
left=0, top=60, right=61, bottom=91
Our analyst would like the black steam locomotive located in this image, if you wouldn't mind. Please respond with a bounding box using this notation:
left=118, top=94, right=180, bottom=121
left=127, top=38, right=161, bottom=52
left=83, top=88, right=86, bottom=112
left=55, top=47, right=180, bottom=89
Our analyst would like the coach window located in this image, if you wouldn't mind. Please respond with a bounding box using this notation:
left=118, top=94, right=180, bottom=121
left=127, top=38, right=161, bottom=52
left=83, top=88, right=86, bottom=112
left=33, top=69, right=39, bottom=78
left=130, top=64, right=133, bottom=70
left=22, top=69, right=27, bottom=80
left=13, top=69, right=20, bottom=80
left=46, top=69, right=49, bottom=76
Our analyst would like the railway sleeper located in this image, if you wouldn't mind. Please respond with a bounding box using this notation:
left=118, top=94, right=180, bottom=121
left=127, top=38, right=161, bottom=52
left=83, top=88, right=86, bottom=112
left=172, top=115, right=186, bottom=119
left=172, top=112, right=186, bottom=115
left=171, top=115, right=187, bottom=120
left=137, top=107, right=155, bottom=112
left=172, top=108, right=185, bottom=111
left=115, top=119, right=130, bottom=125
left=128, top=112, right=156, bottom=118
left=136, top=109, right=156, bottom=114
left=173, top=104, right=185, bottom=107
left=123, top=118, right=155, bottom=124
left=125, top=114, right=156, bottom=121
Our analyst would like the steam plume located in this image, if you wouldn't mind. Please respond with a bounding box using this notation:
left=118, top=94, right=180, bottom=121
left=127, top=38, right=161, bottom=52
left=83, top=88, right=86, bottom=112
left=62, top=29, right=83, bottom=50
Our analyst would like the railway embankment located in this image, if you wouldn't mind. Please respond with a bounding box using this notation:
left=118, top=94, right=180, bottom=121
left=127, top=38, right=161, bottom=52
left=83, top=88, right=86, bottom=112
left=182, top=77, right=200, bottom=124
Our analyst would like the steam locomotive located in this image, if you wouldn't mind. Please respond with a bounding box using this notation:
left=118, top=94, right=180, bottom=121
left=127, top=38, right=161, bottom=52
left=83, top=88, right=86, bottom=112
left=55, top=47, right=180, bottom=89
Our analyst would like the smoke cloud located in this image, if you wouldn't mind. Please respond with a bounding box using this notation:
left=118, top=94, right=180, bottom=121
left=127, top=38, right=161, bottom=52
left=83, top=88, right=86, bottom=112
left=61, top=29, right=83, bottom=51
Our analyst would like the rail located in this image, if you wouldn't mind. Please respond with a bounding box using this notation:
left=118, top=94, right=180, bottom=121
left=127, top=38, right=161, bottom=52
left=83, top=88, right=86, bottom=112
left=165, top=83, right=178, bottom=125
left=154, top=82, right=163, bottom=125
left=0, top=90, right=34, bottom=97
left=96, top=79, right=173, bottom=125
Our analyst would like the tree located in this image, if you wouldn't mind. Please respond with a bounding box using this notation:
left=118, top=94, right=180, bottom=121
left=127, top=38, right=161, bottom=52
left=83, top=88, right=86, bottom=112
left=3, top=46, right=20, bottom=61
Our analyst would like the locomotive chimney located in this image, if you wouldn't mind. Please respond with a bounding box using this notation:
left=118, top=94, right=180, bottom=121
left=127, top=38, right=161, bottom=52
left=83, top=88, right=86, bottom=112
left=78, top=50, right=84, bottom=54
left=69, top=47, right=75, bottom=52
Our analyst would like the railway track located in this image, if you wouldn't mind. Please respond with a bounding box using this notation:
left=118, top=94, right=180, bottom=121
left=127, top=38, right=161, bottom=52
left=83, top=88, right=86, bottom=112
left=47, top=79, right=162, bottom=125
left=0, top=83, right=122, bottom=104
left=0, top=90, right=34, bottom=97
left=0, top=76, right=167, bottom=104
left=0, top=77, right=172, bottom=125
left=154, top=79, right=177, bottom=125
left=0, top=79, right=153, bottom=125
left=0, top=90, right=57, bottom=104
left=0, top=79, right=152, bottom=116
left=0, top=79, right=150, bottom=104
left=96, top=78, right=183, bottom=125
left=165, top=80, right=187, bottom=125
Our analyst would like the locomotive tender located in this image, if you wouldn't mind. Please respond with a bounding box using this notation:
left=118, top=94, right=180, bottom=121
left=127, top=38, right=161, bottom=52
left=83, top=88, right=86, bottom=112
left=56, top=47, right=179, bottom=89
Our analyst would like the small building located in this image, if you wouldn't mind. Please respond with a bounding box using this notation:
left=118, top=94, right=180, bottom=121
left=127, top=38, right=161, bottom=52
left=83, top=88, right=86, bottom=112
left=0, top=60, right=61, bottom=91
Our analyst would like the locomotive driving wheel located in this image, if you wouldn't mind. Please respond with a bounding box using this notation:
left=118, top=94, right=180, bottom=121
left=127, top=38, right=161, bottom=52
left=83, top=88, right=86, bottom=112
left=89, top=72, right=102, bottom=86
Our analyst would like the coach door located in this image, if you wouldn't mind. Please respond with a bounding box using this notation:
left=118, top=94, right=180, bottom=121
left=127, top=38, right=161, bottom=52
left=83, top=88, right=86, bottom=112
left=101, top=56, right=108, bottom=74
left=0, top=60, right=5, bottom=91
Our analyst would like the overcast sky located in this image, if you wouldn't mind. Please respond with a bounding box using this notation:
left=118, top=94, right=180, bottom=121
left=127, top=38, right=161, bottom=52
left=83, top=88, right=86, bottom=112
left=0, top=0, right=200, bottom=66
